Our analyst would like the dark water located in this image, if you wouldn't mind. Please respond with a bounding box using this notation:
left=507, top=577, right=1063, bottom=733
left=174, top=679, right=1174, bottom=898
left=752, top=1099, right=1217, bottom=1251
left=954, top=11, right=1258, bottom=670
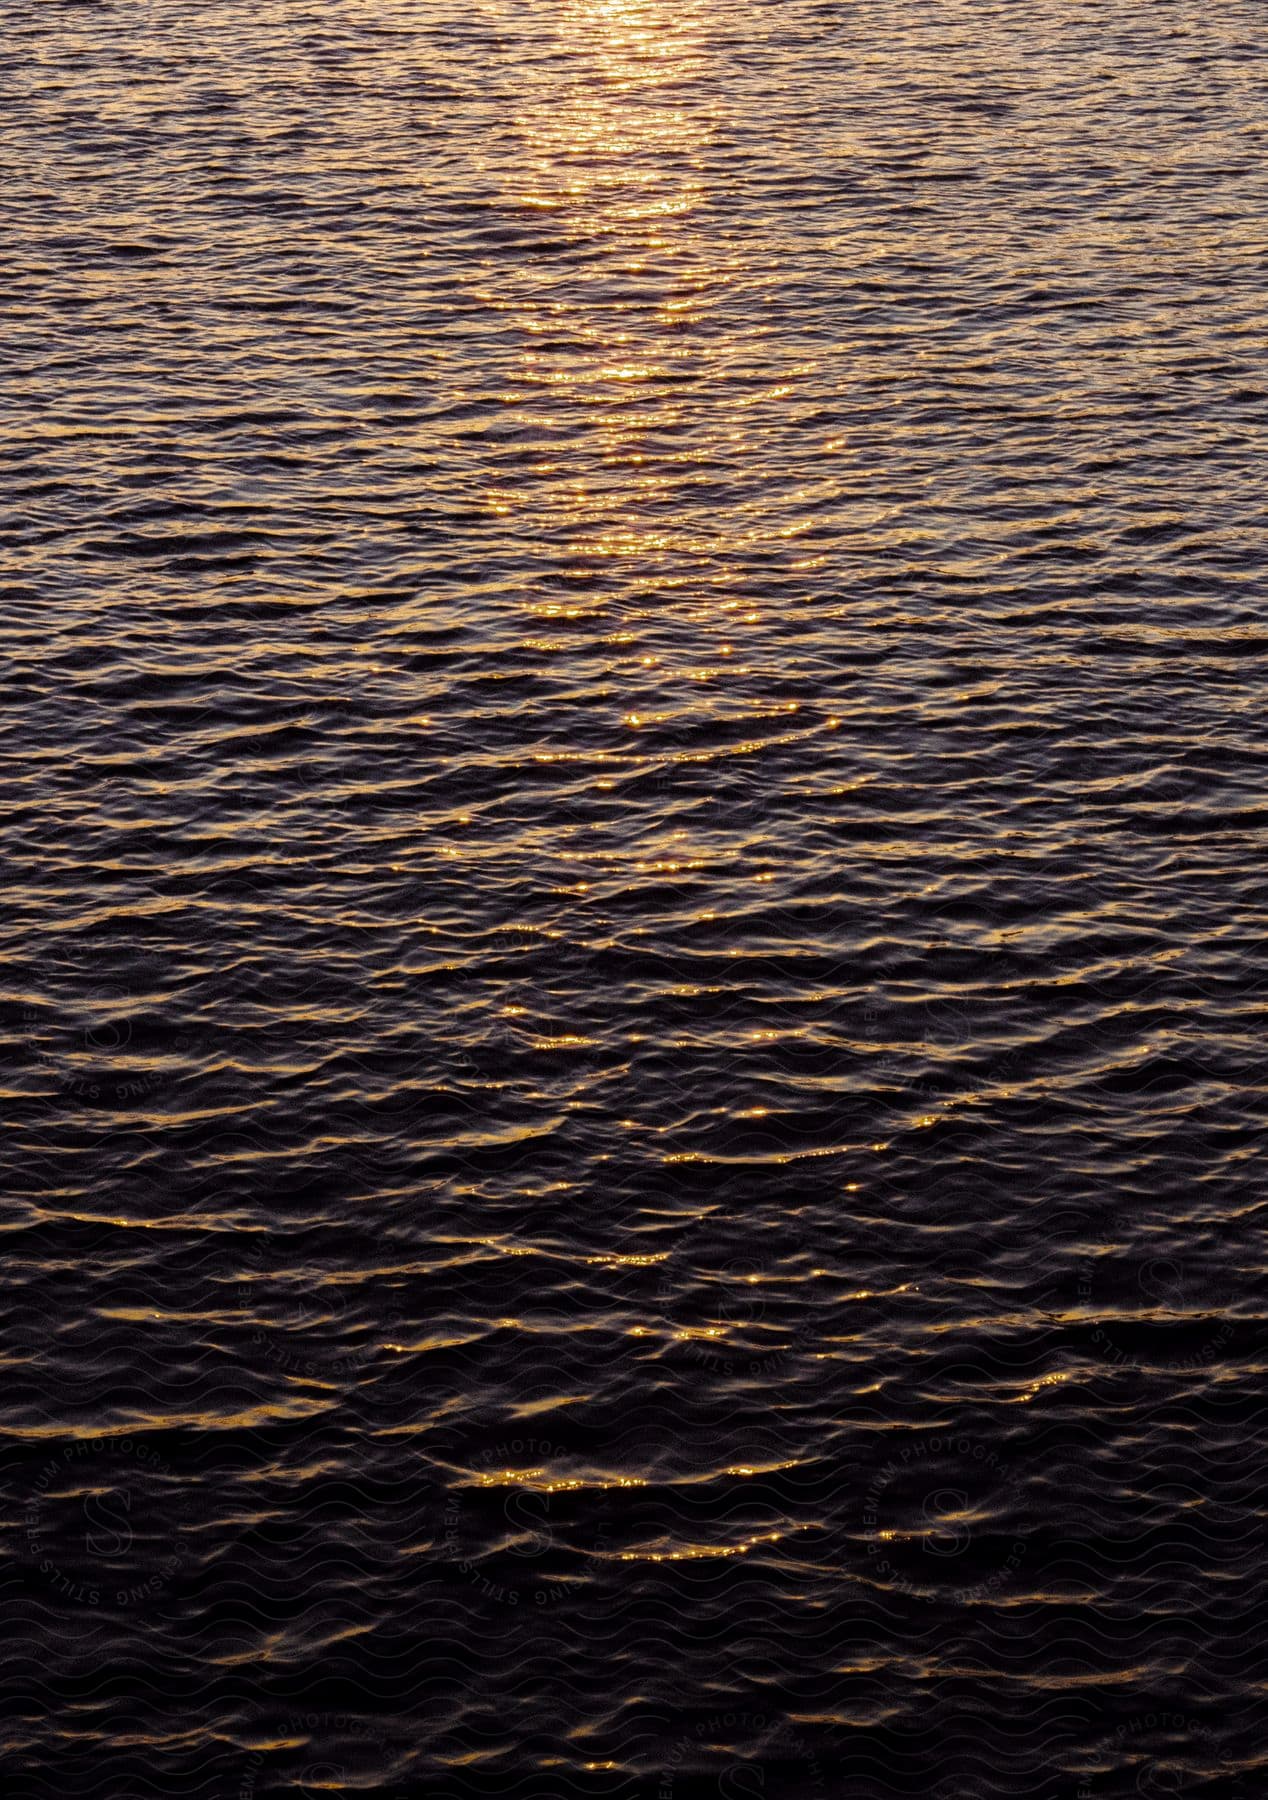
left=3, top=0, right=1267, bottom=1793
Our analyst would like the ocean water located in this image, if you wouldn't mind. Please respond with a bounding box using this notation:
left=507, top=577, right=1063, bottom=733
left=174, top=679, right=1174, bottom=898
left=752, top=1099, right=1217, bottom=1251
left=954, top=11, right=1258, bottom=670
left=3, top=0, right=1266, bottom=1793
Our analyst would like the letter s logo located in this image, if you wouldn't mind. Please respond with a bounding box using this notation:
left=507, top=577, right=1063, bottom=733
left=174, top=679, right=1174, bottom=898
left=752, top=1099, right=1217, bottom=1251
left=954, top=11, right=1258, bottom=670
left=1140, top=1259, right=1185, bottom=1308
left=1137, top=1766, right=1183, bottom=1798
left=923, top=1489, right=970, bottom=1558
left=84, top=1489, right=132, bottom=1558
left=504, top=1490, right=551, bottom=1559
left=299, top=1766, right=345, bottom=1798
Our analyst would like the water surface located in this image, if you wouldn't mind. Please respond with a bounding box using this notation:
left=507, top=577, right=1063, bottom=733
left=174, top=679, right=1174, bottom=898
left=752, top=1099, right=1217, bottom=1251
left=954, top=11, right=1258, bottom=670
left=3, top=0, right=1267, bottom=1793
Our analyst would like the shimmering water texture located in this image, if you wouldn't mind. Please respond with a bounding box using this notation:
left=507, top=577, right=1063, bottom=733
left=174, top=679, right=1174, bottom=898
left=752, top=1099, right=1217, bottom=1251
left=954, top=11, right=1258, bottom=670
left=3, top=0, right=1267, bottom=1794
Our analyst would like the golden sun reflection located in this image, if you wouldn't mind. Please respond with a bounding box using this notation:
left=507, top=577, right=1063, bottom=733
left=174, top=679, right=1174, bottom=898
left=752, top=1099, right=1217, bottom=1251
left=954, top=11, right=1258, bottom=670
left=466, top=0, right=744, bottom=590
left=517, top=0, right=714, bottom=223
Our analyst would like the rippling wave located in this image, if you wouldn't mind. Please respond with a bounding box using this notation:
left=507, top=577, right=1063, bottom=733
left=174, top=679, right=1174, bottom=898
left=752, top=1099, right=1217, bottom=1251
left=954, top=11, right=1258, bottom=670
left=3, top=0, right=1266, bottom=1792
